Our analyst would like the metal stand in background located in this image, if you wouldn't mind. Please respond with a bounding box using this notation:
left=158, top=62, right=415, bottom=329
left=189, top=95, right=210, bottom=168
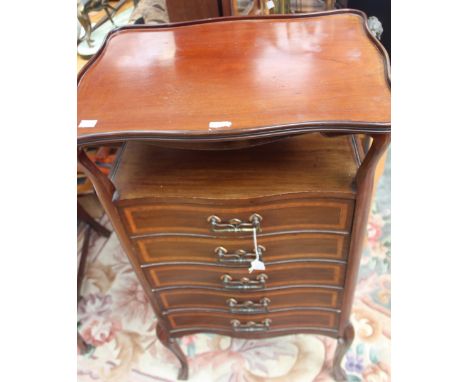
left=77, top=0, right=129, bottom=46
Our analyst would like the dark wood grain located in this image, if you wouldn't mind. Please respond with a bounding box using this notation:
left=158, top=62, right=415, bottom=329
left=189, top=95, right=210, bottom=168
left=145, top=262, right=346, bottom=289
left=134, top=232, right=350, bottom=264
left=338, top=134, right=390, bottom=336
left=77, top=11, right=390, bottom=146
left=166, top=0, right=221, bottom=22
left=166, top=310, right=339, bottom=330
left=159, top=286, right=342, bottom=311
left=77, top=149, right=175, bottom=337
left=220, top=0, right=232, bottom=15
left=112, top=134, right=359, bottom=200
left=168, top=326, right=339, bottom=337
left=120, top=197, right=354, bottom=236
left=77, top=12, right=391, bottom=380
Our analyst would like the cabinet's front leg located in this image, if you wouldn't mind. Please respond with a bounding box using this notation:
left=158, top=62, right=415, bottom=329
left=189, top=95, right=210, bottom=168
left=332, top=322, right=355, bottom=381
left=156, top=324, right=188, bottom=380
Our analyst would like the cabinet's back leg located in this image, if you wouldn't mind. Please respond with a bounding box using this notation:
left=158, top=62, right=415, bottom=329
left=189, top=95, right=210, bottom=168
left=332, top=323, right=355, bottom=381
left=156, top=324, right=189, bottom=380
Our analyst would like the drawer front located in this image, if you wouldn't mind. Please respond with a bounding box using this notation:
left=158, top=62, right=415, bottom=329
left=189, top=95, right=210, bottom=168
left=167, top=310, right=338, bottom=331
left=159, top=287, right=342, bottom=312
left=121, top=197, right=354, bottom=236
left=145, top=262, right=345, bottom=290
left=135, top=232, right=349, bottom=265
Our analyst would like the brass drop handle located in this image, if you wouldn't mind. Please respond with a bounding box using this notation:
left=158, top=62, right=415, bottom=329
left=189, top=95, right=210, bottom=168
left=226, top=297, right=271, bottom=313
left=215, top=245, right=265, bottom=264
left=231, top=319, right=272, bottom=332
left=207, top=213, right=262, bottom=233
left=220, top=273, right=268, bottom=290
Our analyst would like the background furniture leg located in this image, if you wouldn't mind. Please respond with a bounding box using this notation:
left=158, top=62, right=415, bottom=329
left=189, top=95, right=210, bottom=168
left=77, top=331, right=92, bottom=354
left=332, top=322, right=355, bottom=381
left=77, top=225, right=92, bottom=354
left=77, top=225, right=91, bottom=301
left=77, top=201, right=112, bottom=354
left=77, top=201, right=111, bottom=238
left=156, top=324, right=188, bottom=380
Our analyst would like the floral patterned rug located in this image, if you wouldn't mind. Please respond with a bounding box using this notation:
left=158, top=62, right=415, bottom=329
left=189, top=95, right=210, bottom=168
left=77, top=151, right=391, bottom=382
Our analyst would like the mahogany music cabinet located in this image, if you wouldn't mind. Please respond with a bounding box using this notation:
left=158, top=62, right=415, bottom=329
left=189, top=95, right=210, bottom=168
left=77, top=10, right=390, bottom=381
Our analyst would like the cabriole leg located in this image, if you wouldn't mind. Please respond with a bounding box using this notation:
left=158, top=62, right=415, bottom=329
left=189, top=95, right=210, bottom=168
left=156, top=323, right=188, bottom=380
left=332, top=323, right=355, bottom=381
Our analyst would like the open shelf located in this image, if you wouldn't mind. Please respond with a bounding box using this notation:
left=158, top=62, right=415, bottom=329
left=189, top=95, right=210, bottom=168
left=111, top=133, right=361, bottom=201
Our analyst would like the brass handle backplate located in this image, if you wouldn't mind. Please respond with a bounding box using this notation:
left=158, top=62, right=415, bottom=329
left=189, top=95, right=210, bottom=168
left=231, top=319, right=272, bottom=332
left=221, top=273, right=268, bottom=290
left=215, top=245, right=265, bottom=265
left=207, top=213, right=262, bottom=233
left=226, top=297, right=271, bottom=313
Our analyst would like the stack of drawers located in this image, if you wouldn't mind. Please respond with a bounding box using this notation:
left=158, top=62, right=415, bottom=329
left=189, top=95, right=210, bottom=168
left=111, top=133, right=361, bottom=338
left=77, top=12, right=391, bottom=379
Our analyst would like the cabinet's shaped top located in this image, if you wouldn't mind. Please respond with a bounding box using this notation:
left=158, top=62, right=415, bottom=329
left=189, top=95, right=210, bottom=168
left=77, top=10, right=390, bottom=145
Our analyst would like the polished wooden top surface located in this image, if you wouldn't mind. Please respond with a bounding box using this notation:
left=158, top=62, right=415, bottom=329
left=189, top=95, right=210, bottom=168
left=112, top=133, right=359, bottom=200
left=78, top=11, right=390, bottom=145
